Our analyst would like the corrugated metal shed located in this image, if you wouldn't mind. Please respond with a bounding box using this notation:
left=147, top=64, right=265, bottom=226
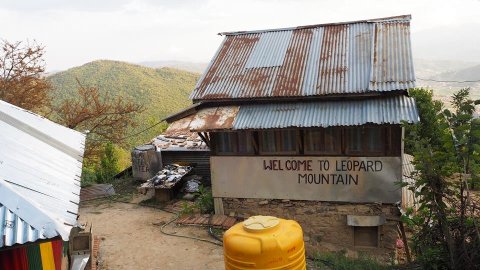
left=191, top=15, right=415, bottom=100
left=0, top=100, right=86, bottom=248
left=166, top=95, right=419, bottom=133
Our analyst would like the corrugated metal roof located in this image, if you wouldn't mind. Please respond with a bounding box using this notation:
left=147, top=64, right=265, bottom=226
left=190, top=15, right=415, bottom=100
left=0, top=100, right=86, bottom=247
left=233, top=95, right=419, bottom=129
left=166, top=95, right=418, bottom=133
left=0, top=204, right=45, bottom=247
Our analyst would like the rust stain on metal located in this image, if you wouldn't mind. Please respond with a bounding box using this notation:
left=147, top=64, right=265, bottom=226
left=197, top=34, right=260, bottom=99
left=191, top=16, right=414, bottom=99
left=202, top=93, right=231, bottom=99
left=196, top=37, right=234, bottom=98
left=272, top=29, right=313, bottom=96
left=242, top=68, right=276, bottom=97
left=195, top=35, right=259, bottom=99
left=317, top=25, right=348, bottom=94
left=165, top=114, right=196, bottom=136
left=190, top=106, right=239, bottom=131
left=373, top=24, right=379, bottom=68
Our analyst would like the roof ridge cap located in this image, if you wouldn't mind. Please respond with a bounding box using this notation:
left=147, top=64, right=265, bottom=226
left=219, top=14, right=411, bottom=36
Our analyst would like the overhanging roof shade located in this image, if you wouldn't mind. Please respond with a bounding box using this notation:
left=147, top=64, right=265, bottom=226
left=0, top=100, right=86, bottom=248
left=191, top=15, right=415, bottom=100
left=165, top=95, right=419, bottom=133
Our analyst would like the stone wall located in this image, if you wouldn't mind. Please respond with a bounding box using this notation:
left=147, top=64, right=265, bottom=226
left=221, top=198, right=400, bottom=261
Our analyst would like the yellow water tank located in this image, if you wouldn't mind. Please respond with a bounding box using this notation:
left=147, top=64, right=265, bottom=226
left=223, top=215, right=306, bottom=270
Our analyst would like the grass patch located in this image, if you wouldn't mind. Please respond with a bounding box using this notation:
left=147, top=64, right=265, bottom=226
left=313, top=252, right=391, bottom=270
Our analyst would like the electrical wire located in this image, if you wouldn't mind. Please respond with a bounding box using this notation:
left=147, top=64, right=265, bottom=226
left=417, top=77, right=480, bottom=83
left=87, top=120, right=164, bottom=142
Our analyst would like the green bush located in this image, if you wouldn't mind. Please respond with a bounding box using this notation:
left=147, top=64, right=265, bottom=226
left=95, top=142, right=120, bottom=183
left=313, top=252, right=390, bottom=270
left=80, top=166, right=97, bottom=187
left=195, top=186, right=214, bottom=214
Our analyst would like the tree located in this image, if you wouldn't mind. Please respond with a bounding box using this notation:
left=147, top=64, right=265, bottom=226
left=95, top=142, right=120, bottom=183
left=403, top=88, right=480, bottom=270
left=54, top=79, right=144, bottom=159
left=0, top=40, right=51, bottom=112
left=0, top=39, right=145, bottom=184
left=403, top=88, right=445, bottom=154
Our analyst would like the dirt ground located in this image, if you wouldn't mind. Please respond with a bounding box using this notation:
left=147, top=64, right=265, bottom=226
left=78, top=200, right=225, bottom=270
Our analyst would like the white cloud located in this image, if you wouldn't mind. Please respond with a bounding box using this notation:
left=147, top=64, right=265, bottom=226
left=0, top=0, right=479, bottom=70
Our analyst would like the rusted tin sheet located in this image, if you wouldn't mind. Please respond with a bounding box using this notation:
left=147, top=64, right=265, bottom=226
left=211, top=156, right=402, bottom=203
left=190, top=15, right=415, bottom=100
left=165, top=114, right=196, bottom=136
left=166, top=106, right=240, bottom=133
left=190, top=106, right=239, bottom=131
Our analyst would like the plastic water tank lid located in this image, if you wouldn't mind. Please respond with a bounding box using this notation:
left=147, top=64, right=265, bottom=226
left=243, top=216, right=280, bottom=232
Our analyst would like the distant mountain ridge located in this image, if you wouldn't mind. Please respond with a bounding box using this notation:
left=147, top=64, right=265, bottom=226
left=47, top=60, right=200, bottom=146
left=138, top=60, right=208, bottom=74
left=433, top=64, right=480, bottom=82
left=414, top=60, right=480, bottom=106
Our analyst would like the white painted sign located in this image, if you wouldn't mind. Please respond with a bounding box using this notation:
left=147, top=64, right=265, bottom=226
left=211, top=156, right=402, bottom=203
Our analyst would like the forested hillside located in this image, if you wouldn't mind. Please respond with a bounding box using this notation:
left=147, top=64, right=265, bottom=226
left=48, top=60, right=199, bottom=149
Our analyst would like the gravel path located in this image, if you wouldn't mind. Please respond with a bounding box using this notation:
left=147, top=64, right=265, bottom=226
left=79, top=201, right=225, bottom=270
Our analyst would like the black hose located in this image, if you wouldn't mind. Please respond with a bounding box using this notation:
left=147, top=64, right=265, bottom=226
left=159, top=215, right=223, bottom=246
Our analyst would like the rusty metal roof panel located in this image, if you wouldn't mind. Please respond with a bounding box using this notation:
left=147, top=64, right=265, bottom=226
left=190, top=15, right=415, bottom=100
left=190, top=106, right=239, bottom=131
left=165, top=106, right=240, bottom=134
left=232, top=95, right=419, bottom=129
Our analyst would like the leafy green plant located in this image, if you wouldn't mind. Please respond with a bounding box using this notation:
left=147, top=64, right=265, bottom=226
left=95, top=142, right=120, bottom=183
left=195, top=186, right=214, bottom=214
left=403, top=88, right=480, bottom=269
left=313, top=251, right=390, bottom=270
left=180, top=201, right=195, bottom=215
left=80, top=166, right=97, bottom=187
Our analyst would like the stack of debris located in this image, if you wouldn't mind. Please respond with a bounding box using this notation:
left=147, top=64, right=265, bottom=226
left=181, top=176, right=203, bottom=200
left=151, top=133, right=208, bottom=151
left=140, top=164, right=192, bottom=189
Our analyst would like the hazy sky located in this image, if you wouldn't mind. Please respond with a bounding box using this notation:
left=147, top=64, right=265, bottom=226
left=1, top=0, right=479, bottom=71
